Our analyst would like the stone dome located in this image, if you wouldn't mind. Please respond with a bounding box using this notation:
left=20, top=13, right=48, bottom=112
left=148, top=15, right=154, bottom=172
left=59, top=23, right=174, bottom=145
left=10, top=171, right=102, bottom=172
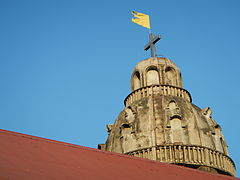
left=131, top=57, right=182, bottom=91
left=100, top=57, right=236, bottom=176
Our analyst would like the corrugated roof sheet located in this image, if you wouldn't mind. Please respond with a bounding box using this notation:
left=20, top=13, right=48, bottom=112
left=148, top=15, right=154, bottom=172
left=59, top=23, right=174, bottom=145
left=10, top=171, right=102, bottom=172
left=0, top=129, right=238, bottom=180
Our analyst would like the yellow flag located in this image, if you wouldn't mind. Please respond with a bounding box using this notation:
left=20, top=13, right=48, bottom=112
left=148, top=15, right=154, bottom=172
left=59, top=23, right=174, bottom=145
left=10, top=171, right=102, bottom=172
left=132, top=11, right=150, bottom=29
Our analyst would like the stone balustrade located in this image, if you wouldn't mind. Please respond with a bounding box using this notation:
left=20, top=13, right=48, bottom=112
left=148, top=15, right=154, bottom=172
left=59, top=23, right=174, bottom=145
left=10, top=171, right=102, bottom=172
left=124, top=85, right=192, bottom=107
left=125, top=144, right=236, bottom=176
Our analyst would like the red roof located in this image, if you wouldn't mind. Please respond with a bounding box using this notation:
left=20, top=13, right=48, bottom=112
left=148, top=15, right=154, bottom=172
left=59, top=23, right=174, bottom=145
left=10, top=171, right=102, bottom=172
left=0, top=129, right=238, bottom=180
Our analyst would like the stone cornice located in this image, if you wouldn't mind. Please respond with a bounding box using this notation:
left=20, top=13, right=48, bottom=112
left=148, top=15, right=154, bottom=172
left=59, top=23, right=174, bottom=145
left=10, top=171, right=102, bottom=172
left=124, top=84, right=192, bottom=107
left=125, top=144, right=236, bottom=176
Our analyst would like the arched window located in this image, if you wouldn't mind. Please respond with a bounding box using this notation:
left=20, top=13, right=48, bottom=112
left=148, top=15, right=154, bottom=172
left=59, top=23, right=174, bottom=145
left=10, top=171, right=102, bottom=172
left=165, top=67, right=177, bottom=86
left=168, top=101, right=177, bottom=110
left=133, top=71, right=141, bottom=90
left=146, top=67, right=159, bottom=86
left=170, top=117, right=183, bottom=143
left=167, top=100, right=183, bottom=143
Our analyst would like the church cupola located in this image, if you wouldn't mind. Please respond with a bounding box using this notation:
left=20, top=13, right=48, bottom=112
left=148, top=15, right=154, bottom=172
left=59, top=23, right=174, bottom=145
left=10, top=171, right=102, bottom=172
left=131, top=57, right=183, bottom=91
left=126, top=57, right=190, bottom=108
left=102, top=53, right=235, bottom=176
left=99, top=12, right=236, bottom=177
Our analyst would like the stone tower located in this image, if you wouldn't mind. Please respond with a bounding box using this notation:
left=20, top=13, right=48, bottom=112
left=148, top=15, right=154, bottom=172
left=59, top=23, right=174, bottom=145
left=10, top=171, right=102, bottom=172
left=99, top=56, right=236, bottom=176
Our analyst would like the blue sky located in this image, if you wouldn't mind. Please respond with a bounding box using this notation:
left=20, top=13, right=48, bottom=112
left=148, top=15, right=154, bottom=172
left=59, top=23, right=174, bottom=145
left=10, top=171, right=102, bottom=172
left=0, top=0, right=239, bottom=176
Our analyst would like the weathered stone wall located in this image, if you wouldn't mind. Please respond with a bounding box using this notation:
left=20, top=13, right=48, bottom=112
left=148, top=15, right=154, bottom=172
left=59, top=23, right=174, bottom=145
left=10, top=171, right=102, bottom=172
left=106, top=93, right=228, bottom=155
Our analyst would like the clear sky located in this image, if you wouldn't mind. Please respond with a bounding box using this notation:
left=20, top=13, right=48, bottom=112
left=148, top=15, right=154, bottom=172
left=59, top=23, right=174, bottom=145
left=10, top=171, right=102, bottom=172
left=1, top=0, right=239, bottom=176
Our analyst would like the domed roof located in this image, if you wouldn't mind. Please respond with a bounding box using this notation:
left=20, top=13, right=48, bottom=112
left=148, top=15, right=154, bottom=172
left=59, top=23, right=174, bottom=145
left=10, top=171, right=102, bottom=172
left=134, top=57, right=179, bottom=70
left=101, top=56, right=236, bottom=176
left=131, top=57, right=182, bottom=91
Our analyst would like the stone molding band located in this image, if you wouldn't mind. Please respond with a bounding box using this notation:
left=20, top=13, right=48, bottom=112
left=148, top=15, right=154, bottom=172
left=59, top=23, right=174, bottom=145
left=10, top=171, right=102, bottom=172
left=125, top=144, right=236, bottom=176
left=124, top=85, right=192, bottom=107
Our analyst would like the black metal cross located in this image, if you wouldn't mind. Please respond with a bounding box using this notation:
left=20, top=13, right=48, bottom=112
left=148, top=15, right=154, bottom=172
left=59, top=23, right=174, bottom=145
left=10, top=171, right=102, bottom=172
left=144, top=33, right=161, bottom=57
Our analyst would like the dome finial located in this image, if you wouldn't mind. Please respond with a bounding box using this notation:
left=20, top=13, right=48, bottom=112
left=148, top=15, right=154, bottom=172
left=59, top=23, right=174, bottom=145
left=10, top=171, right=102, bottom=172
left=144, top=33, right=161, bottom=57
